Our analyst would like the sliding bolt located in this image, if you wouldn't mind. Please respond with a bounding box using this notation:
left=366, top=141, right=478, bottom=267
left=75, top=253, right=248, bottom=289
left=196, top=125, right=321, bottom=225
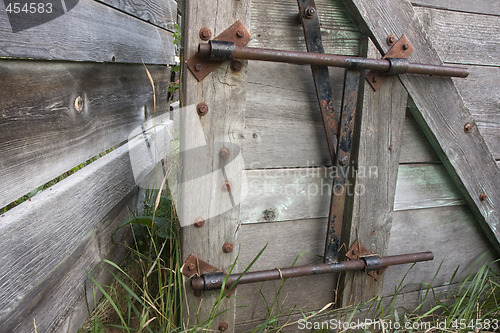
left=199, top=27, right=212, bottom=41
left=218, top=322, right=229, bottom=331
left=194, top=217, right=205, bottom=228
left=479, top=193, right=487, bottom=201
left=222, top=242, right=233, bottom=253
left=197, top=102, right=209, bottom=116
left=464, top=123, right=472, bottom=133
left=219, top=147, right=230, bottom=160
left=304, top=7, right=316, bottom=18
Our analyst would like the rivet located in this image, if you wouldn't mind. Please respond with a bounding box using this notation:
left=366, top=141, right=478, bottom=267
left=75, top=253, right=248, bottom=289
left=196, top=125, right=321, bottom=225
left=479, top=193, right=487, bottom=201
left=188, top=263, right=196, bottom=271
left=222, top=242, right=233, bottom=253
left=304, top=7, right=316, bottom=18
left=372, top=76, right=378, bottom=83
left=74, top=96, right=84, bottom=112
left=376, top=270, right=382, bottom=275
left=199, top=27, right=212, bottom=41
left=194, top=64, right=203, bottom=71
left=219, top=147, right=230, bottom=160
left=222, top=180, right=231, bottom=192
left=196, top=102, right=209, bottom=116
left=339, top=156, right=348, bottom=166
left=218, top=322, right=229, bottom=331
left=236, top=30, right=244, bottom=38
left=352, top=249, right=359, bottom=255
left=386, top=34, right=396, bottom=45
left=194, top=217, right=205, bottom=228
left=464, top=123, right=472, bottom=133
left=230, top=60, right=243, bottom=72
left=402, top=43, right=410, bottom=50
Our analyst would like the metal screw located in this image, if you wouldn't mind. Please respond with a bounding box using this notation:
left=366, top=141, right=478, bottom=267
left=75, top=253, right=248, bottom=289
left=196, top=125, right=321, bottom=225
left=236, top=29, right=245, bottom=38
left=372, top=76, right=378, bottom=83
left=188, top=263, right=196, bottom=271
left=194, top=217, right=205, bottom=228
left=403, top=43, right=410, bottom=50
left=199, top=27, right=212, bottom=41
left=74, top=96, right=84, bottom=112
left=230, top=60, right=243, bottom=72
left=304, top=7, right=316, bottom=18
left=222, top=180, right=231, bottom=192
left=194, top=64, right=203, bottom=71
left=479, top=193, right=487, bottom=201
left=218, top=322, right=229, bottom=331
left=222, top=242, right=233, bottom=253
left=386, top=34, right=396, bottom=45
left=376, top=270, right=382, bottom=275
left=196, top=102, right=209, bottom=116
left=219, top=147, right=230, bottom=160
left=352, top=249, right=359, bottom=256
left=464, top=123, right=472, bottom=133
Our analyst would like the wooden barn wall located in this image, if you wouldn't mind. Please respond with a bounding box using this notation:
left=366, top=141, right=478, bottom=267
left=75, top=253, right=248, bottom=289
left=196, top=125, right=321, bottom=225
left=0, top=1, right=177, bottom=332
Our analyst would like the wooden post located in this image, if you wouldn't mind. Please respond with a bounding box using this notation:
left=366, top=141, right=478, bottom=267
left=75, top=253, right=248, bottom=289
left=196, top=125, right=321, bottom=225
left=341, top=0, right=500, bottom=252
left=180, top=0, right=251, bottom=331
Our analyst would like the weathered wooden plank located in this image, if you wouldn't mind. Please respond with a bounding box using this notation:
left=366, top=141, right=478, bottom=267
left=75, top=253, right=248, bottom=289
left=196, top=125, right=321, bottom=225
left=400, top=115, right=439, bottom=163
left=240, top=164, right=464, bottom=224
left=250, top=0, right=361, bottom=55
left=0, top=60, right=170, bottom=209
left=382, top=205, right=497, bottom=296
left=342, top=0, right=500, bottom=251
left=414, top=7, right=500, bottom=66
left=97, top=0, right=178, bottom=32
left=0, top=122, right=173, bottom=330
left=342, top=40, right=408, bottom=306
left=0, top=0, right=175, bottom=64
left=180, top=1, right=251, bottom=330
left=411, top=0, right=500, bottom=16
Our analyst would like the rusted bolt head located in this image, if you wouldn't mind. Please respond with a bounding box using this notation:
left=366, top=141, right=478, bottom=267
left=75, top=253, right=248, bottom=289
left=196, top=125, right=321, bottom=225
left=304, top=6, right=316, bottom=18
left=386, top=34, right=396, bottom=45
left=230, top=60, right=243, bottom=72
left=194, top=216, right=205, bottom=228
left=222, top=242, right=233, bottom=253
left=194, top=63, right=203, bottom=71
left=222, top=180, right=231, bottom=192
left=188, top=263, right=196, bottom=271
left=219, top=147, right=230, bottom=160
left=339, top=156, right=348, bottom=166
left=199, top=27, right=212, bottom=41
left=236, top=29, right=245, bottom=38
left=479, top=193, right=487, bottom=201
left=464, top=123, right=472, bottom=133
left=352, top=249, right=359, bottom=256
left=372, top=76, right=378, bottom=83
left=218, top=322, right=229, bottom=331
left=196, top=102, right=209, bottom=116
left=74, top=96, right=84, bottom=112
left=402, top=43, right=410, bottom=50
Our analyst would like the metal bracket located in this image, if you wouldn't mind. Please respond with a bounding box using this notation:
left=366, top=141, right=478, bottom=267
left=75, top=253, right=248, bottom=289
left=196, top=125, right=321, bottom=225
left=346, top=241, right=386, bottom=280
left=366, top=35, right=414, bottom=91
left=181, top=254, right=220, bottom=277
left=186, top=20, right=252, bottom=81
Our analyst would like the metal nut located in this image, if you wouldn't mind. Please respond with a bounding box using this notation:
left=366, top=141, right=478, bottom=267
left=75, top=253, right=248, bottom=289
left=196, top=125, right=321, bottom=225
left=222, top=180, right=231, bottom=192
left=199, top=27, right=212, bottom=41
left=196, top=102, right=209, bottom=116
left=464, top=123, right=472, bottom=133
left=230, top=60, right=243, bottom=72
left=479, top=193, right=487, bottom=201
left=222, top=242, right=233, bottom=253
left=194, top=63, right=203, bottom=71
left=352, top=249, right=359, bottom=256
left=218, top=322, right=229, bottom=331
left=386, top=34, right=396, bottom=46
left=236, top=29, right=244, bottom=38
left=219, top=147, right=230, bottom=160
left=194, top=217, right=205, bottom=228
left=304, top=6, right=316, bottom=18
left=188, top=263, right=196, bottom=271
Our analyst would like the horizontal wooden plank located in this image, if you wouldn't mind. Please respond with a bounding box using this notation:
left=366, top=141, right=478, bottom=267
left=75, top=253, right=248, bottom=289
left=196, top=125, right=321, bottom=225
left=97, top=0, right=178, bottom=32
left=240, top=164, right=463, bottom=224
left=414, top=7, right=500, bottom=66
left=0, top=121, right=173, bottom=329
left=382, top=205, right=497, bottom=296
left=250, top=0, right=361, bottom=55
left=412, top=0, right=500, bottom=16
left=0, top=0, right=175, bottom=63
left=0, top=60, right=170, bottom=209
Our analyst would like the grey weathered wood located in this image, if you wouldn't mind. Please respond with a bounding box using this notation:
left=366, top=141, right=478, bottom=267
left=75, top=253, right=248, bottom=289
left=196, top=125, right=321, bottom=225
left=0, top=61, right=170, bottom=209
left=382, top=205, right=497, bottom=296
left=342, top=39, right=408, bottom=306
left=411, top=0, right=500, bottom=16
left=0, top=0, right=175, bottom=64
left=342, top=0, right=500, bottom=251
left=414, top=7, right=500, bottom=66
left=249, top=0, right=361, bottom=55
left=240, top=164, right=465, bottom=224
left=97, top=0, right=178, bottom=32
left=400, top=115, right=439, bottom=163
left=180, top=1, right=251, bottom=330
left=0, top=123, right=174, bottom=331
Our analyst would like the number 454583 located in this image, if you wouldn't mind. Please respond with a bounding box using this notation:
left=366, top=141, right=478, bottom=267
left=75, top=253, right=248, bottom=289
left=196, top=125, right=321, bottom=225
left=5, top=2, right=53, bottom=14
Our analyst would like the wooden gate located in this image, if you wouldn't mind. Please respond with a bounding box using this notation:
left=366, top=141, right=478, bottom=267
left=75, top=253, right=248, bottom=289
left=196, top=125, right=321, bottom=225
left=180, top=0, right=499, bottom=331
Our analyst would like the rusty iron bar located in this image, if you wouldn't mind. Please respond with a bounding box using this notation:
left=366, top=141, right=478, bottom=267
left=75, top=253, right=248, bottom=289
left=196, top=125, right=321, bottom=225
left=198, top=42, right=469, bottom=78
left=190, top=251, right=434, bottom=291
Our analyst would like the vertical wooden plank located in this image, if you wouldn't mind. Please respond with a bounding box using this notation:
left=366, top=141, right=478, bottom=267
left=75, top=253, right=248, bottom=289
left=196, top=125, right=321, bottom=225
left=180, top=1, right=251, bottom=331
left=342, top=39, right=408, bottom=305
